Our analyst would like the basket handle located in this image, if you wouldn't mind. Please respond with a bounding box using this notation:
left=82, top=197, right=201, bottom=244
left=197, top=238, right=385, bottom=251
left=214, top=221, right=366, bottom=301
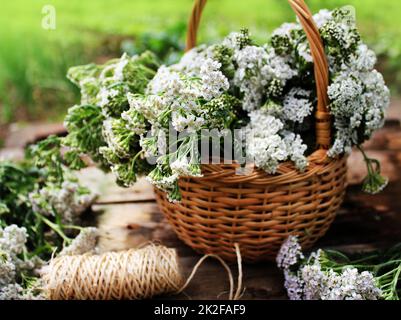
left=185, top=0, right=331, bottom=150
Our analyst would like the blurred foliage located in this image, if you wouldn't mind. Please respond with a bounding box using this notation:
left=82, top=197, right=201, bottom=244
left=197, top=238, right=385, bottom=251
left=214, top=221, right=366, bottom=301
left=121, top=22, right=186, bottom=65
left=0, top=0, right=400, bottom=125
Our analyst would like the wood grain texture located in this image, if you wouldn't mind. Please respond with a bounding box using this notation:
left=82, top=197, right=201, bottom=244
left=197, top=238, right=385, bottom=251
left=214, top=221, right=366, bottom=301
left=2, top=101, right=401, bottom=300
left=89, top=115, right=401, bottom=299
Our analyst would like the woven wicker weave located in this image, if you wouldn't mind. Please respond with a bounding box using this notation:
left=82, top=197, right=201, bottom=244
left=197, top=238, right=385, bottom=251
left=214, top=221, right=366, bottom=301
left=154, top=0, right=348, bottom=262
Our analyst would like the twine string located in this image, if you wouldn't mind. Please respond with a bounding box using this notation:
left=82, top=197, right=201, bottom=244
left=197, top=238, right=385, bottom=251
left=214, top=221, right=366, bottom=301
left=42, top=244, right=244, bottom=300
left=177, top=243, right=243, bottom=300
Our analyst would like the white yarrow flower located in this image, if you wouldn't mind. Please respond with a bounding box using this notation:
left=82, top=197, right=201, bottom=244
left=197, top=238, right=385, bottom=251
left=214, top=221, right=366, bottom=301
left=59, top=227, right=99, bottom=256
left=276, top=236, right=304, bottom=270
left=200, top=59, right=229, bottom=101
left=282, top=88, right=313, bottom=123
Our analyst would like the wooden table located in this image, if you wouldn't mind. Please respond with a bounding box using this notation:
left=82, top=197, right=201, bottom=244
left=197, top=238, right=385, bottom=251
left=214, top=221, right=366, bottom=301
left=2, top=100, right=401, bottom=300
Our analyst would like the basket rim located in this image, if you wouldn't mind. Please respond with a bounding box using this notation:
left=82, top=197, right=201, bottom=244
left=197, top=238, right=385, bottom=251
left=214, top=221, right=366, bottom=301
left=164, top=150, right=348, bottom=185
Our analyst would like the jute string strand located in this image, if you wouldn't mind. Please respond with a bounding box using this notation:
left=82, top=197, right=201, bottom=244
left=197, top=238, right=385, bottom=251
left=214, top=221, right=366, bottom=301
left=42, top=244, right=243, bottom=300
left=177, top=243, right=243, bottom=300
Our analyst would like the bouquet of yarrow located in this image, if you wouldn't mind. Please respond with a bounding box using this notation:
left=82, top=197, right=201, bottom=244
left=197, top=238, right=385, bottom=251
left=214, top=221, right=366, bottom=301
left=63, top=7, right=390, bottom=202
left=277, top=236, right=401, bottom=300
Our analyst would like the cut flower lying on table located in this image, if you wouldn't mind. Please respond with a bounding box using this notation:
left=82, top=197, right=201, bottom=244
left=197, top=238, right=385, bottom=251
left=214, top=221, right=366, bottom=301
left=63, top=7, right=390, bottom=201
left=277, top=236, right=401, bottom=300
left=0, top=137, right=98, bottom=300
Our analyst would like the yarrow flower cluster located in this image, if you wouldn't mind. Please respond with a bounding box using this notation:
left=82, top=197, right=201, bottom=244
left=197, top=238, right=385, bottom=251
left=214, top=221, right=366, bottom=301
left=276, top=236, right=305, bottom=270
left=276, top=236, right=401, bottom=300
left=64, top=51, right=160, bottom=186
left=59, top=227, right=99, bottom=256
left=1, top=135, right=100, bottom=300
left=67, top=52, right=159, bottom=117
left=243, top=110, right=308, bottom=173
left=29, top=180, right=96, bottom=226
left=299, top=256, right=381, bottom=300
left=269, top=8, right=389, bottom=158
left=0, top=283, right=43, bottom=300
left=0, top=225, right=44, bottom=300
left=233, top=45, right=297, bottom=111
left=282, top=88, right=313, bottom=123
left=0, top=224, right=99, bottom=300
left=64, top=7, right=390, bottom=201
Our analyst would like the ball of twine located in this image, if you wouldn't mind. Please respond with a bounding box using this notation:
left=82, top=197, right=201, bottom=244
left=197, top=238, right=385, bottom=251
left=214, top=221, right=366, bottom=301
left=42, top=245, right=184, bottom=300
left=42, top=244, right=243, bottom=300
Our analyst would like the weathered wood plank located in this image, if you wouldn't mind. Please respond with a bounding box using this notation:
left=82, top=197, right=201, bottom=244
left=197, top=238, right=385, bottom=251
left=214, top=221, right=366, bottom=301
left=363, top=119, right=401, bottom=150
left=347, top=150, right=401, bottom=185
left=91, top=176, right=401, bottom=300
left=386, top=97, right=401, bottom=122
left=2, top=99, right=401, bottom=300
left=0, top=147, right=25, bottom=161
left=92, top=201, right=288, bottom=300
left=75, top=167, right=155, bottom=204
left=91, top=167, right=401, bottom=300
left=94, top=202, right=161, bottom=252
left=4, top=122, right=65, bottom=148
left=171, top=256, right=286, bottom=300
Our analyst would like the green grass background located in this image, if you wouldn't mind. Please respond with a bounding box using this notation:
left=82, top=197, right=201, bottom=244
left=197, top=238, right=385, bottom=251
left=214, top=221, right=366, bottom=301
left=1, top=0, right=400, bottom=124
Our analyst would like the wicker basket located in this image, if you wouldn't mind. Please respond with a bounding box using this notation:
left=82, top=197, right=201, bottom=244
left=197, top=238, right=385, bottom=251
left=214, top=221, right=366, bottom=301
left=155, top=0, right=348, bottom=262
